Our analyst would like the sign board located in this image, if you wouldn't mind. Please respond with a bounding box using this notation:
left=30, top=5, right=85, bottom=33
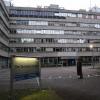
left=10, top=56, right=41, bottom=100
left=12, top=57, right=40, bottom=81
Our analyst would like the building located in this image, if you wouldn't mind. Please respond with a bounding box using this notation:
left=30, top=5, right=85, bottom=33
left=1, top=0, right=100, bottom=68
left=0, top=0, right=9, bottom=68
left=90, top=6, right=100, bottom=13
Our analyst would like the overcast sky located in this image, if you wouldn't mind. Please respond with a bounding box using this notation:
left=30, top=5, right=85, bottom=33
left=9, top=0, right=100, bottom=10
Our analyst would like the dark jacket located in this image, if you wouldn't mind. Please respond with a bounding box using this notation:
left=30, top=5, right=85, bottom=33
left=77, top=60, right=82, bottom=75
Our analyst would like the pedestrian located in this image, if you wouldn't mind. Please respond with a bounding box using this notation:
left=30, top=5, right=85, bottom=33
left=77, top=57, right=83, bottom=79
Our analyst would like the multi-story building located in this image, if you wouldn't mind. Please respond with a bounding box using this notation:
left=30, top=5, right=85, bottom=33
left=0, top=0, right=9, bottom=68
left=1, top=0, right=100, bottom=68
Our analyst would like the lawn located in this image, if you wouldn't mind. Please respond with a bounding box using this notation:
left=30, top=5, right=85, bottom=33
left=0, top=89, right=63, bottom=100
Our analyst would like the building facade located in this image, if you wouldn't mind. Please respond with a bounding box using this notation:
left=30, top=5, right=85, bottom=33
left=1, top=0, right=100, bottom=68
left=0, top=0, right=9, bottom=68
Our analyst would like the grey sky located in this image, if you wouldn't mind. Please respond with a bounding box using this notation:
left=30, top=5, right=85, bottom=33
left=9, top=0, right=100, bottom=10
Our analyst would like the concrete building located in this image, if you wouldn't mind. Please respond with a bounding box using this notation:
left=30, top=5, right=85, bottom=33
left=90, top=6, right=100, bottom=13
left=1, top=0, right=100, bottom=68
left=0, top=0, right=9, bottom=68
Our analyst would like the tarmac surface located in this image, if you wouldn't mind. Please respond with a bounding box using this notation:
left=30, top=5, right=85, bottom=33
left=0, top=66, right=100, bottom=100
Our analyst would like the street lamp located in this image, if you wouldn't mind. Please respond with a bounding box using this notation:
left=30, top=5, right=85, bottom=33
left=89, top=44, right=93, bottom=49
left=89, top=44, right=94, bottom=68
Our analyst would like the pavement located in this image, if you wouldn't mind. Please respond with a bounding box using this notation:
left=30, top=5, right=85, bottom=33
left=0, top=66, right=100, bottom=100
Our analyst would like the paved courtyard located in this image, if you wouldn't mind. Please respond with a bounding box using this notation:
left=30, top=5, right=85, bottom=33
left=0, top=66, right=100, bottom=100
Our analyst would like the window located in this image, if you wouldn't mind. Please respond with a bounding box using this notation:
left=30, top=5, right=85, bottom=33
left=77, top=14, right=82, bottom=18
left=48, top=23, right=54, bottom=26
left=95, top=24, right=100, bottom=28
left=21, top=38, right=34, bottom=43
left=0, top=42, right=9, bottom=52
left=97, top=16, right=100, bottom=19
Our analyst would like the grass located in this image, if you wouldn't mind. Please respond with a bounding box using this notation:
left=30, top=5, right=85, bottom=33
left=0, top=89, right=63, bottom=100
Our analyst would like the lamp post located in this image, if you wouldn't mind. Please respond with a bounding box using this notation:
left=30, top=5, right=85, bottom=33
left=89, top=44, right=94, bottom=68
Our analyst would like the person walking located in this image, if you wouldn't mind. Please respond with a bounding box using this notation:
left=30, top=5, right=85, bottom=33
left=77, top=57, right=83, bottom=79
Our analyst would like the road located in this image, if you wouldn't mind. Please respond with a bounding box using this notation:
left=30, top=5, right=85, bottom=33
left=0, top=66, right=100, bottom=100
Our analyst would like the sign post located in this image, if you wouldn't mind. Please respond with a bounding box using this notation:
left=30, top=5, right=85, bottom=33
left=38, top=58, right=41, bottom=88
left=10, top=56, right=40, bottom=99
left=10, top=56, right=14, bottom=100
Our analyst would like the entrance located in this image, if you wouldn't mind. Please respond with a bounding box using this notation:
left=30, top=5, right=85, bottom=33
left=68, top=59, right=76, bottom=66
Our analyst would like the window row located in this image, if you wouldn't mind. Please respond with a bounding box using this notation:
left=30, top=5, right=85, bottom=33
left=80, top=23, right=100, bottom=29
left=10, top=20, right=100, bottom=29
left=10, top=47, right=100, bottom=53
left=9, top=9, right=65, bottom=19
left=0, top=57, right=8, bottom=68
left=0, top=18, right=9, bottom=32
left=9, top=9, right=100, bottom=20
left=10, top=29, right=100, bottom=36
left=62, top=31, right=100, bottom=36
left=54, top=12, right=99, bottom=19
left=0, top=29, right=9, bottom=42
left=10, top=29, right=64, bottom=34
left=40, top=57, right=100, bottom=66
left=10, top=20, right=48, bottom=26
left=9, top=38, right=90, bottom=44
left=0, top=42, right=9, bottom=52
